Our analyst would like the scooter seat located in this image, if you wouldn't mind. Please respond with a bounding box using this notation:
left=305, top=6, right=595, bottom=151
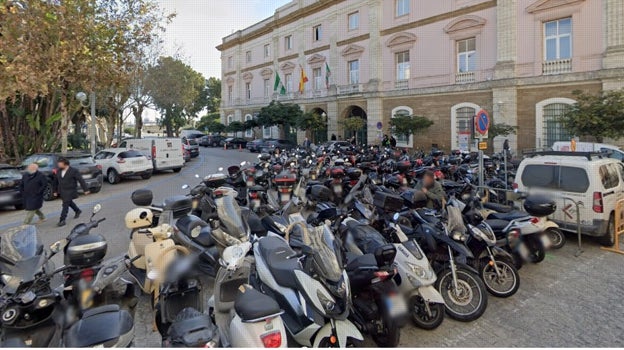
left=345, top=253, right=379, bottom=272
left=483, top=202, right=514, bottom=213
left=488, top=211, right=529, bottom=221
left=257, top=236, right=301, bottom=289
left=484, top=219, right=510, bottom=237
left=65, top=305, right=134, bottom=347
left=234, top=287, right=282, bottom=322
left=167, top=308, right=218, bottom=347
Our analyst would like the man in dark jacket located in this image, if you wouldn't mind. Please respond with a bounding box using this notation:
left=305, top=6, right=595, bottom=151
left=414, top=170, right=446, bottom=210
left=53, top=157, right=89, bottom=227
left=390, top=136, right=397, bottom=148
left=19, top=163, right=47, bottom=224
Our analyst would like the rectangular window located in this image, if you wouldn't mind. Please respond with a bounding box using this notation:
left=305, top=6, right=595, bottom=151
left=285, top=73, right=293, bottom=92
left=396, top=51, right=410, bottom=81
left=396, top=0, right=410, bottom=17
left=313, top=68, right=322, bottom=90
left=227, top=86, right=233, bottom=103
left=313, top=25, right=322, bottom=42
left=521, top=165, right=589, bottom=193
left=544, top=17, right=572, bottom=61
left=227, top=56, right=233, bottom=69
left=348, top=60, right=359, bottom=85
left=264, top=44, right=270, bottom=58
left=245, top=82, right=251, bottom=100
left=457, top=37, right=477, bottom=72
left=348, top=12, right=359, bottom=30
left=285, top=35, right=293, bottom=50
left=264, top=79, right=270, bottom=98
left=245, top=51, right=251, bottom=63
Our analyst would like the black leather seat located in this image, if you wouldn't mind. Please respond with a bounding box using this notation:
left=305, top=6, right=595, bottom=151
left=257, top=236, right=301, bottom=289
left=485, top=219, right=510, bottom=239
left=345, top=253, right=379, bottom=272
left=234, top=287, right=282, bottom=322
left=249, top=185, right=265, bottom=191
left=488, top=211, right=529, bottom=221
left=483, top=202, right=514, bottom=213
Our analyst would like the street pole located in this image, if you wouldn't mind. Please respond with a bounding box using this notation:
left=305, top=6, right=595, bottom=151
left=478, top=138, right=484, bottom=189
left=90, top=91, right=96, bottom=156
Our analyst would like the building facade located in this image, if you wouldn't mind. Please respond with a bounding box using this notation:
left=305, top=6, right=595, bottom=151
left=217, top=0, right=624, bottom=153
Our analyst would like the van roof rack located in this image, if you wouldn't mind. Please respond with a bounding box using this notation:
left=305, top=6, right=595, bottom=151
left=523, top=150, right=609, bottom=161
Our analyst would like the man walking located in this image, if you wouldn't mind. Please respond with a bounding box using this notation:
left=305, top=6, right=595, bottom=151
left=390, top=135, right=397, bottom=148
left=54, top=157, right=89, bottom=227
left=19, top=163, right=47, bottom=224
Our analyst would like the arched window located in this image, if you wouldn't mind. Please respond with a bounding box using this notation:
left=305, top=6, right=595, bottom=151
left=227, top=115, right=234, bottom=136
left=244, top=114, right=253, bottom=138
left=536, top=98, right=575, bottom=148
left=391, top=106, right=413, bottom=148
left=451, top=103, right=480, bottom=151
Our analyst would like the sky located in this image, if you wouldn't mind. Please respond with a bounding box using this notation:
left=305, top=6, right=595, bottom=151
left=156, top=0, right=292, bottom=79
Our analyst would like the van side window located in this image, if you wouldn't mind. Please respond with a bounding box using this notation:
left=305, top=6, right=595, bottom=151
left=559, top=166, right=590, bottom=193
left=521, top=165, right=589, bottom=193
left=600, top=164, right=620, bottom=189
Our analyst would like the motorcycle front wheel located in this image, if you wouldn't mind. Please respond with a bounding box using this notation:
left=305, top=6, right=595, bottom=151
left=435, top=267, right=488, bottom=322
left=479, top=258, right=520, bottom=298
left=409, top=295, right=444, bottom=330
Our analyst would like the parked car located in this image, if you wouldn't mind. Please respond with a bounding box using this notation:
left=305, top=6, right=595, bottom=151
left=200, top=135, right=226, bottom=147
left=94, top=149, right=153, bottom=184
left=0, top=164, right=23, bottom=209
left=119, top=137, right=184, bottom=173
left=222, top=137, right=248, bottom=149
left=515, top=151, right=624, bottom=246
left=181, top=137, right=200, bottom=158
left=260, top=139, right=297, bottom=153
left=246, top=138, right=272, bottom=153
left=20, top=152, right=103, bottom=201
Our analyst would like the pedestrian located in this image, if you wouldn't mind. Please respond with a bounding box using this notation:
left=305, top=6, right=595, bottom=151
left=350, top=136, right=356, bottom=146
left=381, top=134, right=389, bottom=147
left=390, top=135, right=397, bottom=148
left=503, top=139, right=511, bottom=159
left=331, top=134, right=337, bottom=141
left=303, top=137, right=311, bottom=149
left=53, top=157, right=90, bottom=227
left=19, top=163, right=47, bottom=225
left=414, top=170, right=446, bottom=210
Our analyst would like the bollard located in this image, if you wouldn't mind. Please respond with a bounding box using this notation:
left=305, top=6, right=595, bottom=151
left=224, top=143, right=227, bottom=150
left=239, top=144, right=242, bottom=152
left=601, top=199, right=624, bottom=255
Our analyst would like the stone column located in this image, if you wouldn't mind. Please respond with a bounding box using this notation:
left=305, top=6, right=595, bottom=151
left=492, top=87, right=518, bottom=153
left=494, top=0, right=517, bottom=79
left=327, top=100, right=339, bottom=139
left=603, top=0, right=624, bottom=69
left=367, top=0, right=382, bottom=91
left=367, top=97, right=383, bottom=146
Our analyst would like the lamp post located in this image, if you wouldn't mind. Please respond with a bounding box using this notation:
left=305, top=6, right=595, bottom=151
left=76, top=91, right=96, bottom=156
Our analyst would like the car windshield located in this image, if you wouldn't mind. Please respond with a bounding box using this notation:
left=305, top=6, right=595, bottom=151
left=308, top=224, right=343, bottom=282
left=68, top=156, right=94, bottom=165
left=0, top=225, right=40, bottom=264
left=21, top=155, right=50, bottom=168
left=0, top=168, right=21, bottom=179
left=188, top=139, right=198, bottom=146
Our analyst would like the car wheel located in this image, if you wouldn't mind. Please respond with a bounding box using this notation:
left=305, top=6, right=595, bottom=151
left=43, top=181, right=54, bottom=201
left=599, top=212, right=616, bottom=247
left=90, top=186, right=101, bottom=194
left=141, top=172, right=152, bottom=180
left=14, top=204, right=24, bottom=210
left=212, top=142, right=217, bottom=147
left=173, top=168, right=182, bottom=173
left=107, top=169, right=120, bottom=184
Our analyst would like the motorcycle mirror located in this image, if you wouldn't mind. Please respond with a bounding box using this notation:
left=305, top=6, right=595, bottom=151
left=92, top=204, right=102, bottom=215
left=218, top=167, right=224, bottom=172
left=257, top=154, right=262, bottom=159
left=50, top=239, right=67, bottom=254
left=182, top=184, right=190, bottom=189
left=240, top=161, right=247, bottom=166
left=392, top=213, right=400, bottom=222
left=147, top=270, right=158, bottom=280
left=195, top=174, right=200, bottom=178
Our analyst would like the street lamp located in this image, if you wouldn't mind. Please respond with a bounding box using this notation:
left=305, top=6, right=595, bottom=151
left=76, top=91, right=96, bottom=156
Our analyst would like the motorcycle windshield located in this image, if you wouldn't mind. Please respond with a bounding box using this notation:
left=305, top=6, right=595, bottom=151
left=216, top=194, right=249, bottom=238
left=309, top=225, right=343, bottom=283
left=2, top=255, right=45, bottom=294
left=0, top=225, right=40, bottom=264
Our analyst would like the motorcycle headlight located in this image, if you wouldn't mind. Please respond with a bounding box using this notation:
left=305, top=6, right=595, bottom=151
left=452, top=231, right=467, bottom=242
left=407, top=262, right=427, bottom=279
left=317, top=290, right=337, bottom=314
left=472, top=224, right=496, bottom=245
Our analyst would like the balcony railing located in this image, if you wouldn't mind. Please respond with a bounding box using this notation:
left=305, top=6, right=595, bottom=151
left=455, top=71, right=476, bottom=84
left=542, top=58, right=572, bottom=75
left=337, top=84, right=363, bottom=95
left=395, top=80, right=409, bottom=90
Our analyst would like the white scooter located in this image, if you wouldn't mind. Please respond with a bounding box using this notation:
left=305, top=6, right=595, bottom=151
left=209, top=242, right=287, bottom=348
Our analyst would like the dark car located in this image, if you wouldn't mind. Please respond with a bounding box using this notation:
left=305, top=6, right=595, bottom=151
left=200, top=135, right=226, bottom=147
left=221, top=137, right=248, bottom=149
left=260, top=139, right=297, bottom=153
left=0, top=164, right=23, bottom=209
left=20, top=152, right=104, bottom=201
left=246, top=138, right=273, bottom=153
left=181, top=137, right=200, bottom=158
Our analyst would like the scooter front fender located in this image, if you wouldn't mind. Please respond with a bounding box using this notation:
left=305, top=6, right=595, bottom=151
left=312, top=319, right=363, bottom=348
left=412, top=285, right=445, bottom=305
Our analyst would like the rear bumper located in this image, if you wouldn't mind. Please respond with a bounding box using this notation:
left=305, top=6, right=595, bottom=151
left=554, top=218, right=608, bottom=237
left=84, top=174, right=103, bottom=190
left=0, top=190, right=22, bottom=206
left=120, top=169, right=152, bottom=178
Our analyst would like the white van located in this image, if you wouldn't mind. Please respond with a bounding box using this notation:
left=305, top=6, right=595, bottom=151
left=552, top=141, right=624, bottom=161
left=119, top=137, right=184, bottom=173
left=514, top=151, right=624, bottom=246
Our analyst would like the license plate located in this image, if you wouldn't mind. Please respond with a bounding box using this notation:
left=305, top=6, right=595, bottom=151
left=132, top=160, right=143, bottom=165
left=385, top=294, right=408, bottom=318
left=82, top=174, right=92, bottom=179
left=333, top=185, right=342, bottom=194
left=280, top=193, right=291, bottom=203
left=0, top=194, right=12, bottom=201
left=540, top=234, right=552, bottom=249
left=246, top=180, right=255, bottom=187
left=192, top=200, right=199, bottom=209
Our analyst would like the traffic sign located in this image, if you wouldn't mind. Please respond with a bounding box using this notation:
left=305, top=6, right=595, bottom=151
left=376, top=122, right=383, bottom=130
left=478, top=142, right=488, bottom=150
left=474, top=109, right=490, bottom=137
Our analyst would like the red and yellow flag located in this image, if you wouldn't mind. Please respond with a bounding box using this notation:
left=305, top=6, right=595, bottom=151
left=298, top=65, right=309, bottom=93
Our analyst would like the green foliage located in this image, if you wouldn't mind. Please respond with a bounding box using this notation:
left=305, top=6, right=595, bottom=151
left=124, top=127, right=135, bottom=135
left=205, top=77, right=222, bottom=114
left=389, top=114, right=433, bottom=139
left=562, top=89, right=624, bottom=143
left=227, top=121, right=245, bottom=133
left=489, top=123, right=517, bottom=139
left=340, top=117, right=366, bottom=132
left=197, top=112, right=225, bottom=133
left=296, top=112, right=325, bottom=133
left=257, top=101, right=303, bottom=138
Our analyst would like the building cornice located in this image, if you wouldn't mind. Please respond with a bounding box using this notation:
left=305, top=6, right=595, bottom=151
left=241, top=61, right=273, bottom=73
left=304, top=45, right=331, bottom=56
left=278, top=53, right=299, bottom=63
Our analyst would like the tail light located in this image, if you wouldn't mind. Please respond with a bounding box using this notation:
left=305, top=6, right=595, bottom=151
left=512, top=183, right=518, bottom=190
left=260, top=330, right=282, bottom=348
left=80, top=268, right=95, bottom=283
left=52, top=168, right=58, bottom=175
left=116, top=157, right=126, bottom=164
left=96, top=164, right=102, bottom=170
left=593, top=192, right=604, bottom=213
left=530, top=217, right=540, bottom=224
left=152, top=145, right=156, bottom=159
left=249, top=191, right=259, bottom=199
left=372, top=270, right=392, bottom=283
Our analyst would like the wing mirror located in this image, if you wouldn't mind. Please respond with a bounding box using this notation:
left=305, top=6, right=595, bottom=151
left=182, top=184, right=190, bottom=189
left=92, top=204, right=101, bottom=214
left=50, top=239, right=67, bottom=254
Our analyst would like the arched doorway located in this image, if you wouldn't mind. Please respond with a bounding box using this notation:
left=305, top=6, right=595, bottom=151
left=309, top=107, right=328, bottom=144
left=343, top=106, right=368, bottom=145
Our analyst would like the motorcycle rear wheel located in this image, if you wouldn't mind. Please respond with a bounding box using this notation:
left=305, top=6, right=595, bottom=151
left=435, top=267, right=488, bottom=322
left=409, top=296, right=444, bottom=330
left=545, top=228, right=566, bottom=249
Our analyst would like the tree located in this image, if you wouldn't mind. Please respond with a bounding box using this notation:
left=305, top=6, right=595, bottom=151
left=562, top=89, right=624, bottom=143
left=389, top=114, right=434, bottom=141
left=227, top=121, right=245, bottom=134
left=205, top=77, right=222, bottom=114
left=340, top=117, right=366, bottom=143
left=488, top=123, right=517, bottom=149
left=197, top=112, right=221, bottom=131
left=296, top=111, right=325, bottom=143
left=256, top=101, right=302, bottom=139
left=146, top=57, right=206, bottom=136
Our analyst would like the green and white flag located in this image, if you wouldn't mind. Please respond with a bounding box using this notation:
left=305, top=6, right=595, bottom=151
left=274, top=72, right=286, bottom=95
